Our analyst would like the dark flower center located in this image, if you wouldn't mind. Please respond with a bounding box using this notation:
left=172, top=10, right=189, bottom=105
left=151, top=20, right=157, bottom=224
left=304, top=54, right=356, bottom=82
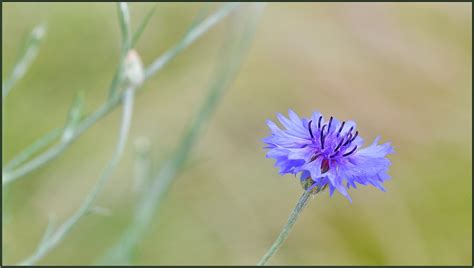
left=321, top=159, right=330, bottom=173
left=307, top=116, right=359, bottom=172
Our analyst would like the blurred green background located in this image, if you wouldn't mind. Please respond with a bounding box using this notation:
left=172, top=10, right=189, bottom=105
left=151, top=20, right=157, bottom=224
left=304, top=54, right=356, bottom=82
left=2, top=2, right=472, bottom=265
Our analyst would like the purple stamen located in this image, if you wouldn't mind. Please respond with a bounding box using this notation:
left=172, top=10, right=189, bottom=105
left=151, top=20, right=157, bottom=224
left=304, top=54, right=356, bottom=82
left=320, top=124, right=327, bottom=149
left=349, top=131, right=358, bottom=143
left=347, top=126, right=354, bottom=135
left=309, top=153, right=320, bottom=163
left=337, top=121, right=345, bottom=136
left=342, top=127, right=355, bottom=146
left=343, top=133, right=353, bottom=146
left=343, top=146, right=358, bottom=157
left=308, top=120, right=314, bottom=139
left=333, top=138, right=344, bottom=153
left=327, top=116, right=333, bottom=132
left=263, top=110, right=394, bottom=201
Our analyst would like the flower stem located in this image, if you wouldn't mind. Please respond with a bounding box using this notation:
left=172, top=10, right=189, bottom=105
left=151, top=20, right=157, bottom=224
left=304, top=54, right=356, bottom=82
left=258, top=189, right=315, bottom=266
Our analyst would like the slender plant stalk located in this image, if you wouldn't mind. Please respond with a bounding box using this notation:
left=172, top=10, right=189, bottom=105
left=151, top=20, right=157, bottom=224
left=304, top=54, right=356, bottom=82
left=18, top=88, right=135, bottom=265
left=144, top=2, right=238, bottom=78
left=16, top=3, right=137, bottom=259
left=108, top=2, right=132, bottom=100
left=117, top=2, right=132, bottom=49
left=132, top=137, right=152, bottom=193
left=99, top=4, right=264, bottom=264
left=3, top=128, right=62, bottom=171
left=2, top=24, right=46, bottom=100
left=7, top=3, right=241, bottom=265
left=131, top=4, right=158, bottom=47
left=2, top=25, right=47, bottom=213
left=2, top=3, right=239, bottom=186
left=258, top=189, right=316, bottom=266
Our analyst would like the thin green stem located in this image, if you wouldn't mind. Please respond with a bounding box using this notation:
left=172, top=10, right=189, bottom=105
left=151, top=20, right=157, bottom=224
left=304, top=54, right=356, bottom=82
left=132, top=137, right=152, bottom=192
left=108, top=2, right=131, bottom=99
left=18, top=88, right=135, bottom=265
left=2, top=24, right=46, bottom=100
left=131, top=4, right=157, bottom=47
left=117, top=2, right=132, bottom=49
left=2, top=100, right=117, bottom=185
left=2, top=3, right=239, bottom=186
left=258, top=189, right=318, bottom=266
left=144, top=2, right=238, bottom=79
left=3, top=128, right=62, bottom=172
left=98, top=4, right=264, bottom=264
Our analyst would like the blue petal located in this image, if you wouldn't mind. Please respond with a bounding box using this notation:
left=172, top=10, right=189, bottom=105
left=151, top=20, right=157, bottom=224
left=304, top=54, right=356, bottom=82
left=288, top=109, right=304, bottom=127
left=311, top=111, right=324, bottom=128
left=357, top=137, right=395, bottom=158
left=277, top=112, right=308, bottom=137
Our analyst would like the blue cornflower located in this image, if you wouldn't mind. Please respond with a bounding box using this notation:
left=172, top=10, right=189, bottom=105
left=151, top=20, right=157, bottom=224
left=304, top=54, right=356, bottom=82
left=263, top=110, right=394, bottom=202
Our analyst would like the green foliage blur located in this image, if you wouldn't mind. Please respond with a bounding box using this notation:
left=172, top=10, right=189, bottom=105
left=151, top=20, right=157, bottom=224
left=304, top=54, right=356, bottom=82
left=2, top=2, right=472, bottom=265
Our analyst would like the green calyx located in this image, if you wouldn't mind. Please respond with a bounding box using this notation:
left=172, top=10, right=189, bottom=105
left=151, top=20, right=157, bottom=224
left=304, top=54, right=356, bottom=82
left=300, top=177, right=327, bottom=194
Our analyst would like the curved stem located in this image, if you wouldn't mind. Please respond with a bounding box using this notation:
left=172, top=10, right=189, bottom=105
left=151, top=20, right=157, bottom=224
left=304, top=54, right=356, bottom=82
left=257, top=189, right=315, bottom=266
left=3, top=128, right=63, bottom=172
left=2, top=3, right=239, bottom=186
left=2, top=24, right=46, bottom=100
left=18, top=88, right=135, bottom=265
left=97, top=5, right=264, bottom=262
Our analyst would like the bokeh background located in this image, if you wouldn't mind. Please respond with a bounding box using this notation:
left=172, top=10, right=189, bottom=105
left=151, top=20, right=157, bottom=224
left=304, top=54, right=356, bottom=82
left=2, top=2, right=472, bottom=265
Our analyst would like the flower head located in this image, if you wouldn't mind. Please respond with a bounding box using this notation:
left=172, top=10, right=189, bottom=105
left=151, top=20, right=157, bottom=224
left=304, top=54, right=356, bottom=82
left=263, top=110, right=394, bottom=202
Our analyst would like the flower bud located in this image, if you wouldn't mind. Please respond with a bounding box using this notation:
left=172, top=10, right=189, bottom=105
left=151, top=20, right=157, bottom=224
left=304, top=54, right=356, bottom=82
left=300, top=177, right=326, bottom=194
left=124, top=49, right=144, bottom=87
left=31, top=24, right=46, bottom=40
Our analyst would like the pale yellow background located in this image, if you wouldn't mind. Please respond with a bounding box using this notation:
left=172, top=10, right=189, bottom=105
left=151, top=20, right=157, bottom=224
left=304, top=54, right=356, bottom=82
left=2, top=3, right=472, bottom=265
